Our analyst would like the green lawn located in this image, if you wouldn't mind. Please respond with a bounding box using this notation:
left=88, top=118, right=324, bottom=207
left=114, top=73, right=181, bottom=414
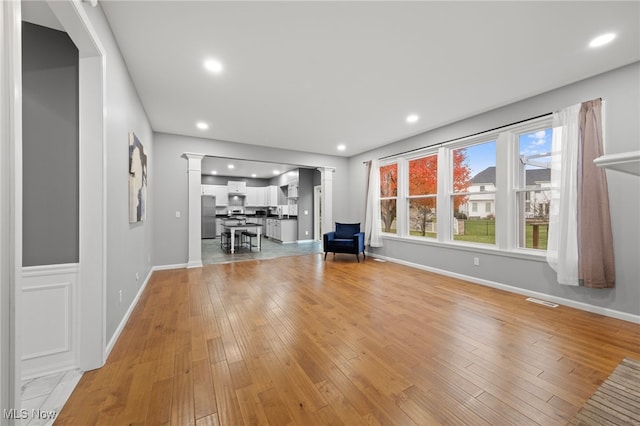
left=385, top=220, right=547, bottom=250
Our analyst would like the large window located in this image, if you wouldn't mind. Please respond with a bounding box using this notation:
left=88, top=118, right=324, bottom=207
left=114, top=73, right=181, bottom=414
left=375, top=115, right=553, bottom=258
left=452, top=140, right=496, bottom=245
left=516, top=128, right=553, bottom=250
left=408, top=154, right=438, bottom=238
left=380, top=162, right=398, bottom=234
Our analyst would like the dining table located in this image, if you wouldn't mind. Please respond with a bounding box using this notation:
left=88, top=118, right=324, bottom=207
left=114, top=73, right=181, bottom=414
left=221, top=221, right=262, bottom=253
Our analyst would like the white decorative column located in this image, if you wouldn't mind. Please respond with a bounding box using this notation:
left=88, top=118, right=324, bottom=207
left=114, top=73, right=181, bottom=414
left=318, top=167, right=335, bottom=235
left=183, top=153, right=205, bottom=268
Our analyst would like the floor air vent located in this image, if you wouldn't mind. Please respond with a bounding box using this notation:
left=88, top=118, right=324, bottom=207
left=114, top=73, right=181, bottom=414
left=526, top=297, right=559, bottom=308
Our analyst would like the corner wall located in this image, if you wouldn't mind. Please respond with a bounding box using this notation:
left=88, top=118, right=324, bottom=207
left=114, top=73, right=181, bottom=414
left=81, top=4, right=154, bottom=343
left=348, top=63, right=640, bottom=319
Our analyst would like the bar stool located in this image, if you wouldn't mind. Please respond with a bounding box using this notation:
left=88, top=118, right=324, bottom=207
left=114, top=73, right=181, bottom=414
left=242, top=231, right=259, bottom=252
left=220, top=230, right=232, bottom=253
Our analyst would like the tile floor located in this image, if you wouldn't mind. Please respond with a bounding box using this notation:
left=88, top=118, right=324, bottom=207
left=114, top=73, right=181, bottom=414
left=202, top=235, right=323, bottom=265
left=20, top=369, right=82, bottom=426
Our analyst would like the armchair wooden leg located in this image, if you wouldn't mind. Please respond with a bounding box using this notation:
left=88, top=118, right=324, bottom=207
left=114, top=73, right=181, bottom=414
left=356, top=253, right=360, bottom=263
left=324, top=252, right=327, bottom=260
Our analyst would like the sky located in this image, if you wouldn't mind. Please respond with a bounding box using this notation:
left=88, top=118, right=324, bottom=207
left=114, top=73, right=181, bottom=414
left=458, top=128, right=553, bottom=177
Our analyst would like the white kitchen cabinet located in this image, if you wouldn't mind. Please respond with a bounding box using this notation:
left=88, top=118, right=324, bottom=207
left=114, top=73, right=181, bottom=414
left=265, top=186, right=278, bottom=207
left=201, top=184, right=215, bottom=195
left=227, top=180, right=246, bottom=195
left=266, top=218, right=276, bottom=239
left=265, top=218, right=297, bottom=242
left=287, top=182, right=298, bottom=198
left=279, top=219, right=297, bottom=243
left=212, top=185, right=228, bottom=205
left=246, top=186, right=261, bottom=206
left=215, top=218, right=223, bottom=237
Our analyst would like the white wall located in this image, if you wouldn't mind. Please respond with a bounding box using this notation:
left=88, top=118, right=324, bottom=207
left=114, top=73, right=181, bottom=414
left=81, top=4, right=154, bottom=342
left=153, top=133, right=350, bottom=267
left=348, top=63, right=640, bottom=319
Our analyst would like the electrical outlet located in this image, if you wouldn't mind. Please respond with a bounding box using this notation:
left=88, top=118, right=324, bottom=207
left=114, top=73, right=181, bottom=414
left=175, top=211, right=181, bottom=218
left=136, top=272, right=139, bottom=281
left=119, top=290, right=122, bottom=303
left=473, top=257, right=480, bottom=266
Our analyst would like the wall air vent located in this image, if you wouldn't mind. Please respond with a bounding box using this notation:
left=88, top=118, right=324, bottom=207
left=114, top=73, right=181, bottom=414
left=526, top=297, right=559, bottom=308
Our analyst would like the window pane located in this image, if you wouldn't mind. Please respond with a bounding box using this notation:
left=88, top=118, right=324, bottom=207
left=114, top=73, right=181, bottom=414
left=380, top=199, right=397, bottom=233
left=452, top=195, right=495, bottom=245
left=408, top=155, right=437, bottom=196
left=380, top=163, right=398, bottom=197
left=453, top=141, right=495, bottom=193
left=409, top=198, right=436, bottom=238
left=517, top=129, right=552, bottom=250
left=517, top=191, right=551, bottom=250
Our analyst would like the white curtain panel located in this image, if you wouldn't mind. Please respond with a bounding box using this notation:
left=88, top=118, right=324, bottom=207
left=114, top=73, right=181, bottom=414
left=364, top=159, right=383, bottom=247
left=546, top=103, right=581, bottom=285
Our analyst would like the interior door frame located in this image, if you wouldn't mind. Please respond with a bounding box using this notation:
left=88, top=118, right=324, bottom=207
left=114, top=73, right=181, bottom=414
left=314, top=185, right=322, bottom=240
left=1, top=1, right=107, bottom=414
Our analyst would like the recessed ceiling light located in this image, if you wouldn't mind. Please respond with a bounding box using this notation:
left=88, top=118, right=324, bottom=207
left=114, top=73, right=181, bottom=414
left=589, top=33, right=616, bottom=48
left=204, top=59, right=223, bottom=73
left=406, top=114, right=419, bottom=123
left=196, top=121, right=208, bottom=130
left=273, top=170, right=280, bottom=175
left=337, top=144, right=346, bottom=151
left=251, top=173, right=257, bottom=178
left=211, top=171, right=217, bottom=175
left=228, top=164, right=235, bottom=169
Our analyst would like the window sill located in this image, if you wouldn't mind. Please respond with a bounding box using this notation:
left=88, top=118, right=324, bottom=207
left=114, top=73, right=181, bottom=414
left=378, top=234, right=548, bottom=263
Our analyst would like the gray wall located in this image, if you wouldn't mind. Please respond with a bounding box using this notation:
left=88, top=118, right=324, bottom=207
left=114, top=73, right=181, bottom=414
left=22, top=22, right=78, bottom=267
left=153, top=133, right=350, bottom=266
left=201, top=175, right=271, bottom=187
left=348, top=62, right=640, bottom=317
left=83, top=4, right=155, bottom=341
left=297, top=168, right=315, bottom=239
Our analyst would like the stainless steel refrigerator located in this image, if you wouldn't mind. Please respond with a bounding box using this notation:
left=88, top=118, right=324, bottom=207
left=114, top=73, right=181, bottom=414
left=201, top=195, right=216, bottom=238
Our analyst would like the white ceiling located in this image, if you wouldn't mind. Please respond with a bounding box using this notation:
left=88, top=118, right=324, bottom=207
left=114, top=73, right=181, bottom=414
left=100, top=2, right=638, bottom=159
left=201, top=156, right=300, bottom=179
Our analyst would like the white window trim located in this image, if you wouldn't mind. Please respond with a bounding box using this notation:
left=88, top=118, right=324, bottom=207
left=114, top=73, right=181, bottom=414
left=379, top=115, right=553, bottom=259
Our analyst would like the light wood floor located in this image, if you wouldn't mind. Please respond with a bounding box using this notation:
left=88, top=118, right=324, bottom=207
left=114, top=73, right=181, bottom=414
left=55, top=254, right=640, bottom=425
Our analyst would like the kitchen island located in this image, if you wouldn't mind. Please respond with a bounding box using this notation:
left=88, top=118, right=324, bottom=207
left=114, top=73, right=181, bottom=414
left=220, top=221, right=262, bottom=253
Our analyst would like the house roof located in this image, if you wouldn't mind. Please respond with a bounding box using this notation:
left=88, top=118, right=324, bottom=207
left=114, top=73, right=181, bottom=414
left=471, top=166, right=551, bottom=185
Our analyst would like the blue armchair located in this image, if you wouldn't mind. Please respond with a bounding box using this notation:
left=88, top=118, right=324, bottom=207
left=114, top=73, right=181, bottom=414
left=323, top=222, right=366, bottom=262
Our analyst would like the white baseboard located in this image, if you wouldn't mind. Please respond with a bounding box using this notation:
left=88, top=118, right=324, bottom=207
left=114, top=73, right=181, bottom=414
left=104, top=268, right=153, bottom=358
left=153, top=263, right=188, bottom=271
left=186, top=260, right=203, bottom=269
left=369, top=253, right=640, bottom=325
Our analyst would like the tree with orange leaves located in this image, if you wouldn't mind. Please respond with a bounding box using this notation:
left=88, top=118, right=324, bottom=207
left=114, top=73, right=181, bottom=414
left=380, top=150, right=471, bottom=235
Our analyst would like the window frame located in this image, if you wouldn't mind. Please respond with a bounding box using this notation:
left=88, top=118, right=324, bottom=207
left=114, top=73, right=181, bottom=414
left=379, top=160, right=399, bottom=235
left=376, top=114, right=553, bottom=261
left=405, top=152, right=439, bottom=239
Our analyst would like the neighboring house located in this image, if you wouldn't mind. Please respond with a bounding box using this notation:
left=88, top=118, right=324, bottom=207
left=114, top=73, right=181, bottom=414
left=459, top=167, right=497, bottom=219
left=460, top=167, right=551, bottom=219
left=522, top=168, right=552, bottom=219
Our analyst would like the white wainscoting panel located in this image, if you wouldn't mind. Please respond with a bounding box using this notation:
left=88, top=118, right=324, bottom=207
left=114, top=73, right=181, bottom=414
left=21, top=264, right=79, bottom=380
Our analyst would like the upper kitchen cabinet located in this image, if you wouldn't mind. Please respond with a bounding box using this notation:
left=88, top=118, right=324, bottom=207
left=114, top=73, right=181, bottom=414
left=212, top=185, right=228, bottom=205
left=227, top=180, right=246, bottom=195
left=201, top=184, right=215, bottom=195
left=266, top=185, right=278, bottom=207
left=287, top=182, right=298, bottom=199
left=246, top=186, right=263, bottom=206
